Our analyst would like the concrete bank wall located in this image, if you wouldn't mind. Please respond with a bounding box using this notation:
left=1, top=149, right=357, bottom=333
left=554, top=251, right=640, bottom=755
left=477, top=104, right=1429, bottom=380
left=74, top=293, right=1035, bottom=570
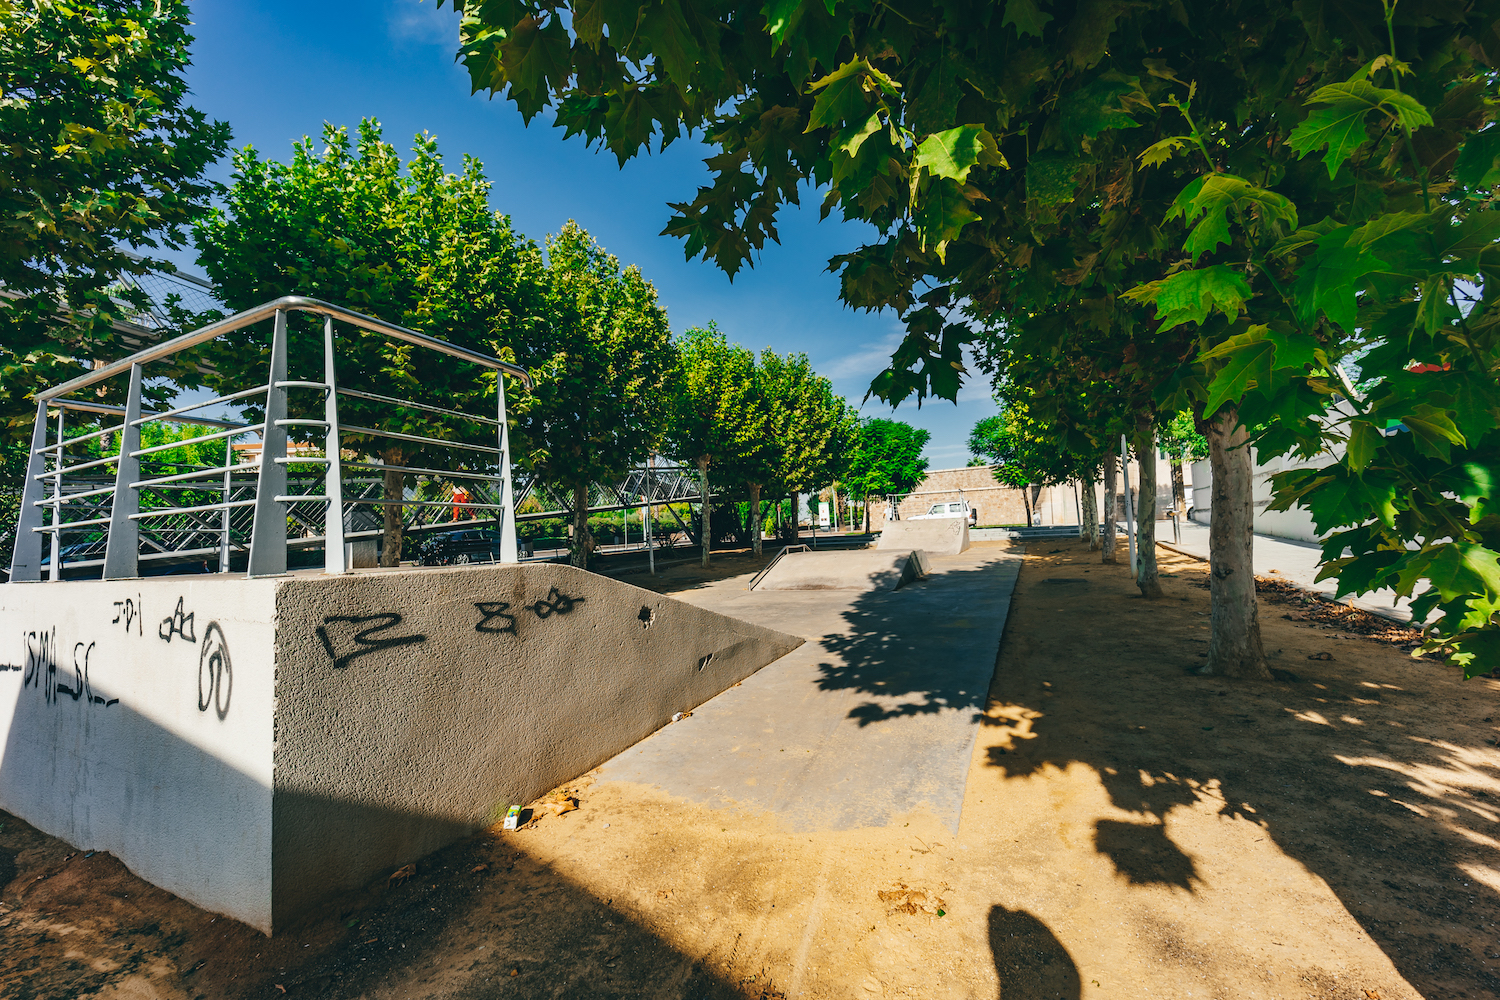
left=878, top=518, right=970, bottom=554
left=1, top=563, right=801, bottom=933
left=0, top=576, right=277, bottom=929
left=270, top=564, right=801, bottom=925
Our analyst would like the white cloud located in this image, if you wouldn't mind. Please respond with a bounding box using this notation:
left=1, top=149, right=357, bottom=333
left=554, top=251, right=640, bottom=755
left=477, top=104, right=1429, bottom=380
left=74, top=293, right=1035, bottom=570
left=387, top=0, right=460, bottom=48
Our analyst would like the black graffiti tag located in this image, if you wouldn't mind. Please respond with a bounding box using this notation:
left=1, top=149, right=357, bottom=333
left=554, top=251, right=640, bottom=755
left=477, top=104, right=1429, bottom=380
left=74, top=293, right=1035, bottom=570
left=528, top=587, right=586, bottom=619
left=315, top=614, right=426, bottom=669
left=198, top=622, right=232, bottom=719
left=159, top=597, right=197, bottom=643
left=56, top=642, right=117, bottom=707
left=112, top=594, right=144, bottom=635
left=474, top=601, right=517, bottom=635
left=23, top=628, right=57, bottom=701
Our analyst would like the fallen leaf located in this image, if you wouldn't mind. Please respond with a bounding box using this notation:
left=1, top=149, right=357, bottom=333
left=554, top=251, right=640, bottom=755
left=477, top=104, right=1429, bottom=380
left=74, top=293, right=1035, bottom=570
left=471, top=864, right=488, bottom=873
left=389, top=864, right=416, bottom=886
left=1308, top=651, right=1334, bottom=661
left=510, top=968, right=520, bottom=977
left=1364, top=991, right=1381, bottom=1000
left=538, top=797, right=579, bottom=817
left=274, top=987, right=286, bottom=995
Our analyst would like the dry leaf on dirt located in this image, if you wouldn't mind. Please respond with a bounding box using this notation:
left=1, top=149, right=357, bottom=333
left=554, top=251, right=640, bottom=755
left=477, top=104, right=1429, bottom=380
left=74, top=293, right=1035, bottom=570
left=876, top=882, right=947, bottom=916
left=470, top=864, right=488, bottom=873
left=656, top=888, right=674, bottom=900
left=537, top=796, right=579, bottom=817
left=388, top=864, right=416, bottom=886
left=1308, top=651, right=1334, bottom=661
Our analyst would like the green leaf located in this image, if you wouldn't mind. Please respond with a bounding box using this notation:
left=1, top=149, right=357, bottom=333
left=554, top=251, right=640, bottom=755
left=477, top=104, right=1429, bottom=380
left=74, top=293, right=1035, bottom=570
left=1401, top=403, right=1466, bottom=461
left=1287, top=80, right=1433, bottom=178
left=913, top=125, right=1005, bottom=183
left=1025, top=153, right=1082, bottom=209
left=1138, top=137, right=1186, bottom=168
left=1202, top=335, right=1274, bottom=417
left=1056, top=73, right=1147, bottom=140
left=1454, top=127, right=1500, bottom=190
left=500, top=14, right=572, bottom=99
left=1122, top=265, right=1251, bottom=331
left=1002, top=0, right=1052, bottom=38
left=1345, top=420, right=1381, bottom=472
left=806, top=59, right=881, bottom=132
left=1291, top=232, right=1387, bottom=331
left=641, top=0, right=703, bottom=90
left=1167, top=175, right=1299, bottom=260
left=912, top=177, right=983, bottom=257
left=762, top=0, right=800, bottom=42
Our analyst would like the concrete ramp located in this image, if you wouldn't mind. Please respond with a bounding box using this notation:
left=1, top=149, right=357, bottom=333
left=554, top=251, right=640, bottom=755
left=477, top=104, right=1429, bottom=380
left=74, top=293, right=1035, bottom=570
left=0, top=564, right=802, bottom=932
left=878, top=517, right=971, bottom=554
left=752, top=548, right=929, bottom=592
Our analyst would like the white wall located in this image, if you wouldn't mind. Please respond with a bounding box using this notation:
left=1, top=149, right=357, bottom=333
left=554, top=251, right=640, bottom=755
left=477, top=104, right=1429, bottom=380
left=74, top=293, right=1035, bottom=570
left=0, top=576, right=277, bottom=931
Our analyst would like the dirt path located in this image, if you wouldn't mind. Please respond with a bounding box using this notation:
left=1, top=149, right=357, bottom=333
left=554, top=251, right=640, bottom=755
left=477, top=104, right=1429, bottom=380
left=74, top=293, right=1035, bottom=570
left=1, top=541, right=1496, bottom=999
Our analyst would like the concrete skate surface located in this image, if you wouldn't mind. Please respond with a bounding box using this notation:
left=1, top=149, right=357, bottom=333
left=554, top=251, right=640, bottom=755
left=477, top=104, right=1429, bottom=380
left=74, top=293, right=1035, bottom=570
left=597, top=544, right=1022, bottom=833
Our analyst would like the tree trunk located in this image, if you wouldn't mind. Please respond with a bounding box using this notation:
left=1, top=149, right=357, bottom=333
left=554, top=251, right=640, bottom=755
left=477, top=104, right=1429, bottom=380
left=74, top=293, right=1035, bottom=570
left=1080, top=468, right=1100, bottom=550
left=1029, top=484, right=1042, bottom=523
left=380, top=448, right=404, bottom=567
left=749, top=483, right=762, bottom=557
left=1170, top=456, right=1186, bottom=513
left=1202, top=404, right=1270, bottom=679
left=698, top=457, right=711, bottom=568
left=1021, top=485, right=1032, bottom=526
left=790, top=490, right=798, bottom=540
left=1134, top=416, right=1163, bottom=598
left=570, top=482, right=594, bottom=569
left=1101, top=454, right=1118, bottom=563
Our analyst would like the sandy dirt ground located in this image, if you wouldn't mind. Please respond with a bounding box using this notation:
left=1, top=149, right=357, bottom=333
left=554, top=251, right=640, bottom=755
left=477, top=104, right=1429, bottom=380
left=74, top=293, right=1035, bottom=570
left=1, top=540, right=1497, bottom=999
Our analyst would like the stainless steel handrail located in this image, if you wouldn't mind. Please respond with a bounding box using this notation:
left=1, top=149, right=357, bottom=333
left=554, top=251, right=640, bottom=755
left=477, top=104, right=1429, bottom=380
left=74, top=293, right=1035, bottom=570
left=36, top=295, right=533, bottom=401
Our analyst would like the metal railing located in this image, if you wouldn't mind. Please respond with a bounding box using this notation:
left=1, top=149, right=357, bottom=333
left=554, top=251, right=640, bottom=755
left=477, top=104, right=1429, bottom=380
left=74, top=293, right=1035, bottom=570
left=8, top=296, right=531, bottom=582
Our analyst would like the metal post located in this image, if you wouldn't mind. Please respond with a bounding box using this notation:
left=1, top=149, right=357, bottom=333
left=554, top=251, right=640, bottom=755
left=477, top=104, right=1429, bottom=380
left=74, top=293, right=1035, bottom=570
left=9, top=400, right=50, bottom=581
left=496, top=365, right=518, bottom=564
left=48, top=407, right=63, bottom=581
left=1121, top=433, right=1136, bottom=574
left=102, top=364, right=144, bottom=580
left=322, top=316, right=347, bottom=574
left=646, top=456, right=655, bottom=575
left=248, top=310, right=290, bottom=577
left=221, top=433, right=232, bottom=573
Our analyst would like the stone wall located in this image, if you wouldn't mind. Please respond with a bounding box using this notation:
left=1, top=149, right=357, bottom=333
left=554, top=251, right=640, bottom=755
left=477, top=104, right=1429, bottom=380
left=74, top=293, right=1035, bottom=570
left=882, top=466, right=1073, bottom=526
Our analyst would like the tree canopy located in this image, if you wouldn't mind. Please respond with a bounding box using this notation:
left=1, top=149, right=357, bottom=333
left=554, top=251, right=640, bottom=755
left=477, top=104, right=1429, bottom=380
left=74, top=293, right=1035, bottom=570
left=515, top=221, right=678, bottom=566
left=844, top=417, right=929, bottom=502
left=443, top=0, right=1500, bottom=675
left=193, top=119, right=547, bottom=563
left=0, top=0, right=230, bottom=436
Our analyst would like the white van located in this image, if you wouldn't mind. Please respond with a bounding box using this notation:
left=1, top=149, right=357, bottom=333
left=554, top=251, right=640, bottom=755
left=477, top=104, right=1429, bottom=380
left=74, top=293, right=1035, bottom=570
left=910, top=500, right=977, bottom=525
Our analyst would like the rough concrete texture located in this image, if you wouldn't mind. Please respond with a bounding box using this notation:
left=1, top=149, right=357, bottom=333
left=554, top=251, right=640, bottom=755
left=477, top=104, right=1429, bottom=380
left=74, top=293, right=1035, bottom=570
left=0, top=563, right=800, bottom=933
left=601, top=545, right=1022, bottom=832
left=271, top=562, right=801, bottom=927
left=0, top=576, right=278, bottom=930
left=877, top=516, right=971, bottom=554
left=751, top=548, right=928, bottom=591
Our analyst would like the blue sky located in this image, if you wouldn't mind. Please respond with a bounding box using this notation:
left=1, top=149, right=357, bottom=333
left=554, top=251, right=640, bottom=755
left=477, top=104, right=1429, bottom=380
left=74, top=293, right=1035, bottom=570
left=173, top=0, right=997, bottom=468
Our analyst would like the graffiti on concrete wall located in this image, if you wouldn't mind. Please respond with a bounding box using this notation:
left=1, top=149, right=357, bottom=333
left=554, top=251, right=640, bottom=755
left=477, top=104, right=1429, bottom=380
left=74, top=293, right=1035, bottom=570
left=159, top=597, right=197, bottom=643
left=527, top=587, right=585, bottom=619
left=198, top=622, right=232, bottom=720
left=112, top=595, right=144, bottom=635
left=473, top=602, right=517, bottom=635
left=5, top=593, right=234, bottom=718
left=314, top=586, right=590, bottom=668
left=316, top=614, right=427, bottom=669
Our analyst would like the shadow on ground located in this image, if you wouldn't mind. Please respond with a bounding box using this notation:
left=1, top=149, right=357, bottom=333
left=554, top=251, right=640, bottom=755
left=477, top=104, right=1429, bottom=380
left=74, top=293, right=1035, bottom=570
left=974, top=540, right=1500, bottom=998
left=0, top=808, right=765, bottom=999
left=813, top=551, right=1020, bottom=726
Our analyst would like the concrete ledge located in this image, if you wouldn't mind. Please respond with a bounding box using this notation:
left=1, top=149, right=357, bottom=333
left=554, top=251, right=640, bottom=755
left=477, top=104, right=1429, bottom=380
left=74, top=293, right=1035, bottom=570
left=752, top=549, right=928, bottom=591
left=0, top=564, right=802, bottom=932
left=877, top=518, right=970, bottom=554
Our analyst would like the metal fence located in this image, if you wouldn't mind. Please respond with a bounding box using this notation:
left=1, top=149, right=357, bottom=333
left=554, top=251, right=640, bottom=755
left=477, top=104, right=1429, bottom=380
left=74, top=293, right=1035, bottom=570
left=7, top=296, right=531, bottom=582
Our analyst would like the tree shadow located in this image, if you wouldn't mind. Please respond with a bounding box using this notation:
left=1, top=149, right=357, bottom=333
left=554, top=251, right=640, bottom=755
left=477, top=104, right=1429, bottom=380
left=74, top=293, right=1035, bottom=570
left=989, top=905, right=1081, bottom=1000
left=812, top=554, right=1021, bottom=726
left=976, top=545, right=1500, bottom=998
